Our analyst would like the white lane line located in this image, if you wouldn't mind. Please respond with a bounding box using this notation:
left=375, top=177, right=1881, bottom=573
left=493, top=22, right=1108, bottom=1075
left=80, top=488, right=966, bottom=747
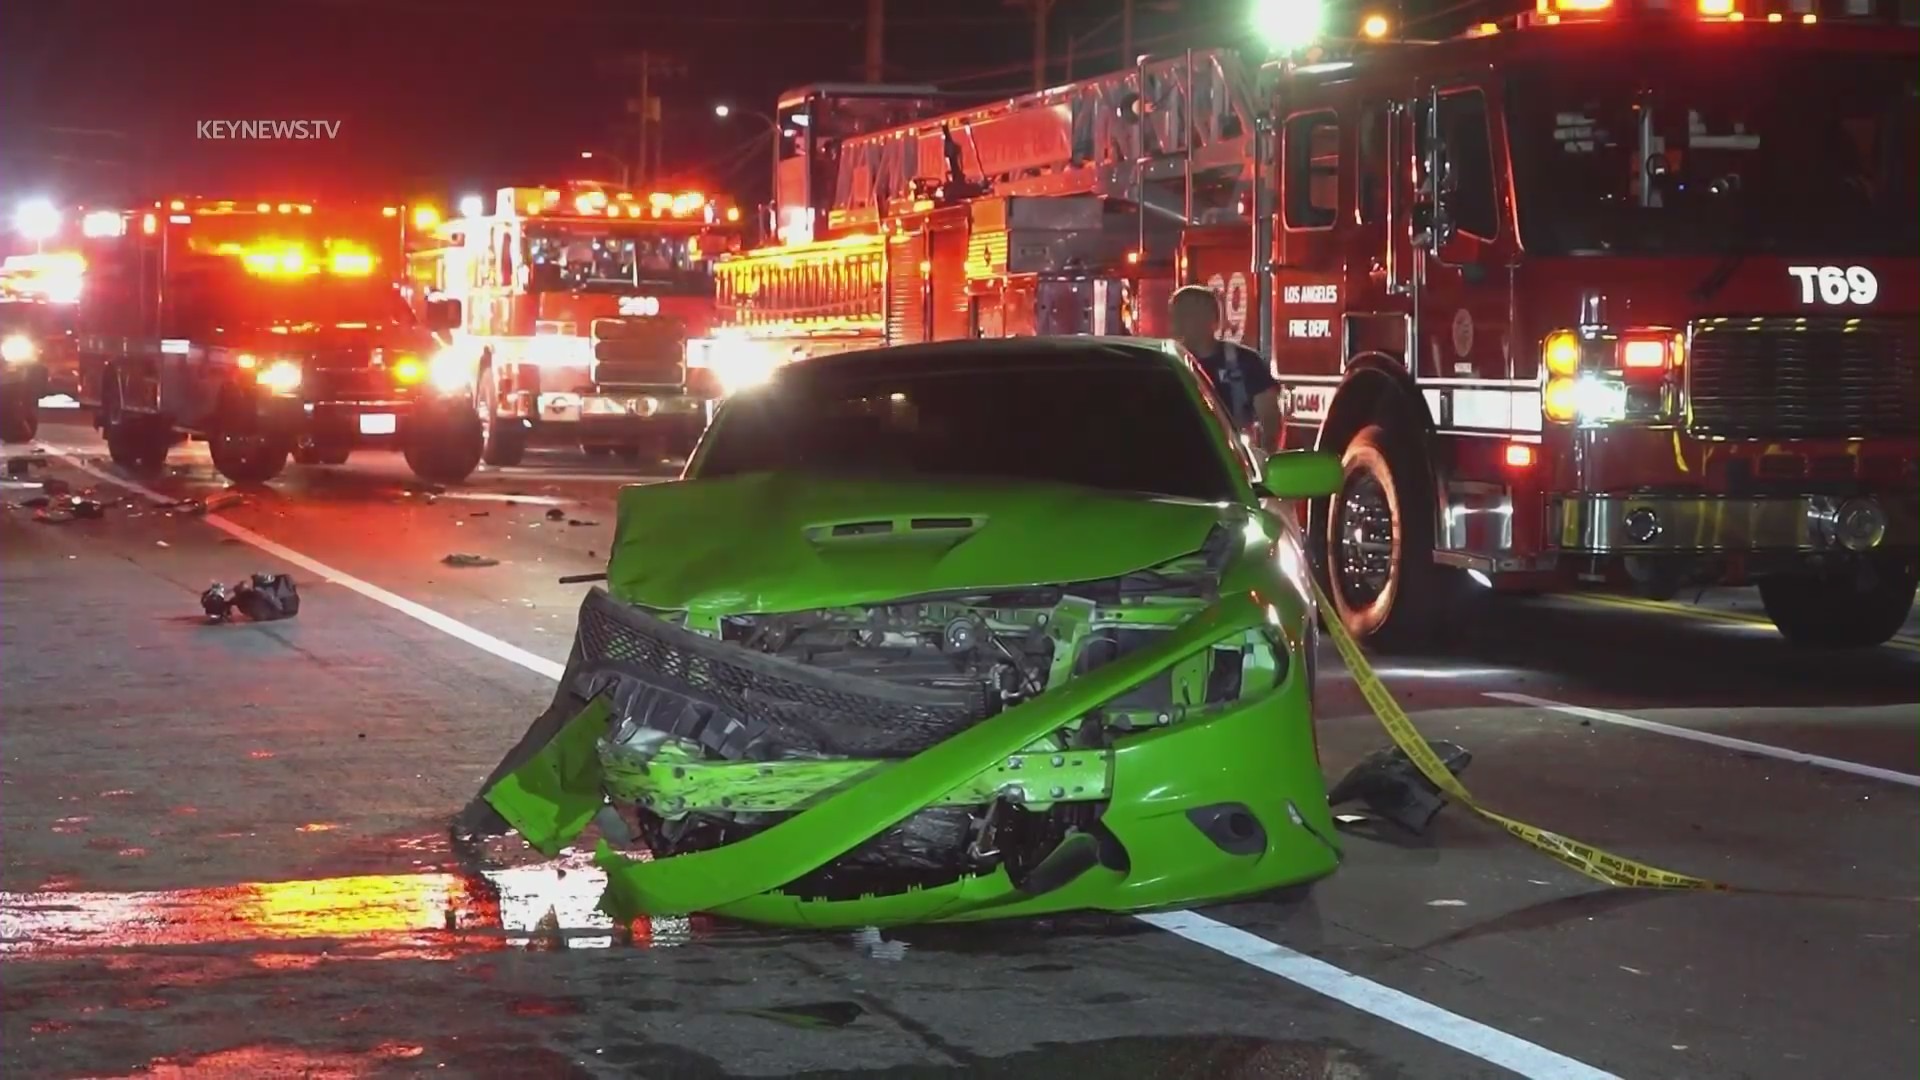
left=37, top=443, right=565, bottom=683
left=1139, top=912, right=1619, bottom=1080
left=1486, top=691, right=1920, bottom=788
left=37, top=441, right=1621, bottom=1079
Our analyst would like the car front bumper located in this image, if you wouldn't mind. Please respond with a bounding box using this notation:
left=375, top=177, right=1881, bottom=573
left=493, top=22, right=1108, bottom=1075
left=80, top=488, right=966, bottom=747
left=477, top=589, right=1339, bottom=929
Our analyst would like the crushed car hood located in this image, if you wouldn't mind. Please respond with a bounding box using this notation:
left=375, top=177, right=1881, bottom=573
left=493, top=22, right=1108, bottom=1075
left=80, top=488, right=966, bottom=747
left=607, top=471, right=1243, bottom=614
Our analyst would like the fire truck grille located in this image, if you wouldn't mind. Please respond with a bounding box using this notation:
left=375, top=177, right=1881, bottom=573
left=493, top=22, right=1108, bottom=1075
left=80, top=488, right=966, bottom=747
left=1685, top=316, right=1919, bottom=440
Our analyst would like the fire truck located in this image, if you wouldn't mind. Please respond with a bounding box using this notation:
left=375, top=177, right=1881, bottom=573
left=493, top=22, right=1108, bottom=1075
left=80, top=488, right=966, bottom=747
left=705, top=0, right=1918, bottom=650
left=405, top=183, right=747, bottom=465
left=0, top=248, right=87, bottom=442
left=73, top=199, right=483, bottom=484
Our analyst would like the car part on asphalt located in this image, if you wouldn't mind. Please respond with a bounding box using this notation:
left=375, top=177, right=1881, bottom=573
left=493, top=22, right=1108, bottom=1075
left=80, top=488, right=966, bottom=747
left=1327, top=741, right=1473, bottom=835
left=201, top=573, right=301, bottom=624
left=442, top=553, right=500, bottom=567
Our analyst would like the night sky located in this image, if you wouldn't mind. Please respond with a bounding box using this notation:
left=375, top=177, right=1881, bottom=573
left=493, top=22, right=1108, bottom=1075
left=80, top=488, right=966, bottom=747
left=0, top=0, right=1470, bottom=211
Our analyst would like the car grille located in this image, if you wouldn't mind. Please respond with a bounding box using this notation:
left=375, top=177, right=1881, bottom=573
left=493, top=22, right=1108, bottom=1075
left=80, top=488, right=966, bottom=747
left=571, top=588, right=989, bottom=759
left=1686, top=316, right=1919, bottom=439
left=591, top=317, right=684, bottom=388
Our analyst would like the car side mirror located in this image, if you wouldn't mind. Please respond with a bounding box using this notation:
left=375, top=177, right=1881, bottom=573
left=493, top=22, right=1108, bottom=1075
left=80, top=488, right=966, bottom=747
left=1261, top=450, right=1342, bottom=498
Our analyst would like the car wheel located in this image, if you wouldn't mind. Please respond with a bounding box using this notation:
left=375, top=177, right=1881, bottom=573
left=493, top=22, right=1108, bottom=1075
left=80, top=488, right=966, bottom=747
left=479, top=366, right=526, bottom=468
left=1759, top=555, right=1918, bottom=648
left=209, top=430, right=290, bottom=486
left=102, top=377, right=171, bottom=471
left=405, top=407, right=484, bottom=484
left=0, top=391, right=38, bottom=443
left=1325, top=424, right=1448, bottom=652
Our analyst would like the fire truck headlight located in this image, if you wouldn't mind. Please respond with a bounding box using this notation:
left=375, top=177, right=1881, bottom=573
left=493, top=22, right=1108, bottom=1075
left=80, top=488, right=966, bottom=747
left=711, top=341, right=779, bottom=395
left=1, top=334, right=37, bottom=365
left=1573, top=375, right=1628, bottom=424
left=427, top=348, right=472, bottom=394
left=255, top=360, right=304, bottom=394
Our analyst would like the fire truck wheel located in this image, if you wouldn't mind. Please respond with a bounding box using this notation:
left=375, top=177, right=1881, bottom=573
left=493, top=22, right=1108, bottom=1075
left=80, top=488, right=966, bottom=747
left=404, top=410, right=484, bottom=484
left=479, top=369, right=526, bottom=468
left=209, top=431, right=291, bottom=486
left=101, top=386, right=170, bottom=470
left=1757, top=556, right=1919, bottom=649
left=0, top=391, right=38, bottom=443
left=1326, top=424, right=1446, bottom=651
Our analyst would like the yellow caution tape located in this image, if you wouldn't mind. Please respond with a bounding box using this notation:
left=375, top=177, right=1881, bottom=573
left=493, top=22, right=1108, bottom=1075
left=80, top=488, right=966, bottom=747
left=1312, top=580, right=1726, bottom=892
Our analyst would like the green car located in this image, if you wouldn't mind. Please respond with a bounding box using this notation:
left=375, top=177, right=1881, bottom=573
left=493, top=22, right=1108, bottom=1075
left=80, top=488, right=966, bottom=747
left=463, top=337, right=1346, bottom=929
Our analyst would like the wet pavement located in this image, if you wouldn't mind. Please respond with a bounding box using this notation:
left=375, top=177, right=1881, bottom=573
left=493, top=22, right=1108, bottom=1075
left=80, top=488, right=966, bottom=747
left=3, top=415, right=1915, bottom=1079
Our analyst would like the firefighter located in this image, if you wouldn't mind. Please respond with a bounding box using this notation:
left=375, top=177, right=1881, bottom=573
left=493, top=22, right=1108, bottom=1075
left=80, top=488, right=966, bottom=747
left=1169, top=284, right=1282, bottom=452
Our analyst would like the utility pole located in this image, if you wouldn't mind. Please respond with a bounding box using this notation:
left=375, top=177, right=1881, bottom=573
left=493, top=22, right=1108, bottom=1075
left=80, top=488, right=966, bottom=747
left=865, top=0, right=885, bottom=83
left=1007, top=0, right=1056, bottom=92
left=601, top=51, right=685, bottom=187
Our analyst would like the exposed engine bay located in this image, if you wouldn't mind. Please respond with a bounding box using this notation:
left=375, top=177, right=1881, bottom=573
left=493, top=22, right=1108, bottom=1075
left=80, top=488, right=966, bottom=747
left=576, top=528, right=1282, bottom=902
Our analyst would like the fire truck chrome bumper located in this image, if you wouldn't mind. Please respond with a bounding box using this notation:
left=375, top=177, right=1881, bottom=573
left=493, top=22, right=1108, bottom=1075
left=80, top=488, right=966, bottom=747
left=533, top=391, right=703, bottom=425
left=1547, top=493, right=1918, bottom=555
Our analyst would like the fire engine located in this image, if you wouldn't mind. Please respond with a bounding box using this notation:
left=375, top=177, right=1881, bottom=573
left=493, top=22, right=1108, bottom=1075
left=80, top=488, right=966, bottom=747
left=405, top=182, right=748, bottom=465
left=73, top=199, right=484, bottom=484
left=0, top=248, right=87, bottom=442
left=704, top=0, right=1918, bottom=650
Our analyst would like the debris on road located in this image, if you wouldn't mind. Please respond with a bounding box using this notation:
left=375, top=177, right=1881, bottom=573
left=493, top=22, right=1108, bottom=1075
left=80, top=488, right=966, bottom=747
left=469, top=511, right=491, bottom=518
left=29, top=493, right=112, bottom=523
left=566, top=519, right=598, bottom=527
left=443, top=553, right=501, bottom=568
left=545, top=507, right=566, bottom=521
left=42, top=478, right=70, bottom=496
left=201, top=573, right=301, bottom=624
left=557, top=572, right=608, bottom=584
left=1328, top=741, right=1474, bottom=835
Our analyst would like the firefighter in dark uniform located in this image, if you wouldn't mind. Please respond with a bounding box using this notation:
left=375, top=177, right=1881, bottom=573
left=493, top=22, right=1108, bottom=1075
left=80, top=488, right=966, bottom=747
left=1169, top=284, right=1282, bottom=452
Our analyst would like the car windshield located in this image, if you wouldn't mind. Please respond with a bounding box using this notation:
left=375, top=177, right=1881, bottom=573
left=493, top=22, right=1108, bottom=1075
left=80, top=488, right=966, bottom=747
left=697, top=353, right=1240, bottom=502
left=1506, top=49, right=1918, bottom=256
left=524, top=223, right=711, bottom=296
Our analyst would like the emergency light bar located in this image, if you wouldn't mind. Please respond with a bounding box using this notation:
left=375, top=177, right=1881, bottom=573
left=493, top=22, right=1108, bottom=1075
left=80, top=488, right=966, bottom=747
left=496, top=184, right=742, bottom=223
left=1525, top=0, right=1874, bottom=23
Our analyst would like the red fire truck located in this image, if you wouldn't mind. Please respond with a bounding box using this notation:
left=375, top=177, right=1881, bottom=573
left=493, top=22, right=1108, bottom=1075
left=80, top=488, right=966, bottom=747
left=704, top=0, right=1918, bottom=651
left=406, top=183, right=747, bottom=465
left=73, top=199, right=484, bottom=484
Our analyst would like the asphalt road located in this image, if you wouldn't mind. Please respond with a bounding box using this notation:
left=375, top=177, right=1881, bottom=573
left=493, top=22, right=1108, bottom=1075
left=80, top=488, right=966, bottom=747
left=4, top=414, right=1916, bottom=1080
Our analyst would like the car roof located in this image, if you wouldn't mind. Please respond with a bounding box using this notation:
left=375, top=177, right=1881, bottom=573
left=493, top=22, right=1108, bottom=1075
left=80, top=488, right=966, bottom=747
left=773, top=336, right=1184, bottom=382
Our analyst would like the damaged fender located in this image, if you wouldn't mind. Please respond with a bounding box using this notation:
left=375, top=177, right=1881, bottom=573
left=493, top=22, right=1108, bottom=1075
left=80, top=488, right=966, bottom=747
left=485, top=591, right=1278, bottom=920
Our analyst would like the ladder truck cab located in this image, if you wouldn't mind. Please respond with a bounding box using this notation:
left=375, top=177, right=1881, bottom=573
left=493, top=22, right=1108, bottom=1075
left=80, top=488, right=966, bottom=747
left=74, top=199, right=484, bottom=484
left=408, top=183, right=747, bottom=466
left=714, top=0, right=1918, bottom=651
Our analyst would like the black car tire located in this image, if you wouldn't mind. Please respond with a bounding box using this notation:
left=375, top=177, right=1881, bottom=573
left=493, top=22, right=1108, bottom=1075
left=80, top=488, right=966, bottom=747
left=479, top=366, right=526, bottom=468
left=209, top=430, right=290, bottom=486
left=1759, top=556, right=1918, bottom=649
left=0, top=391, right=37, bottom=443
left=101, top=377, right=171, bottom=471
left=404, top=408, right=484, bottom=484
left=1325, top=423, right=1450, bottom=652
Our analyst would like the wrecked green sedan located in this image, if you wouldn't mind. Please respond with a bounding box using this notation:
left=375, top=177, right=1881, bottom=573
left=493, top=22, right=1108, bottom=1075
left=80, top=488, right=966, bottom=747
left=460, top=337, right=1346, bottom=929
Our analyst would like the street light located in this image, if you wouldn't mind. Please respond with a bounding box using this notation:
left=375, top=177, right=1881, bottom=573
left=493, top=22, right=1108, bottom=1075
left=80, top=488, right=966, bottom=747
left=1252, top=0, right=1324, bottom=52
left=13, top=198, right=61, bottom=250
left=1361, top=12, right=1391, bottom=38
left=580, top=150, right=631, bottom=187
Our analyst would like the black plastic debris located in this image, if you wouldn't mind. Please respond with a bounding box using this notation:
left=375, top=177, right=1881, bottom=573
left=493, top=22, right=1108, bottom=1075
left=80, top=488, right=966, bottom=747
left=69, top=498, right=105, bottom=519
left=544, top=507, right=566, bottom=521
left=200, top=573, right=300, bottom=623
left=442, top=553, right=500, bottom=567
left=1327, top=741, right=1473, bottom=835
left=566, top=518, right=598, bottom=527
